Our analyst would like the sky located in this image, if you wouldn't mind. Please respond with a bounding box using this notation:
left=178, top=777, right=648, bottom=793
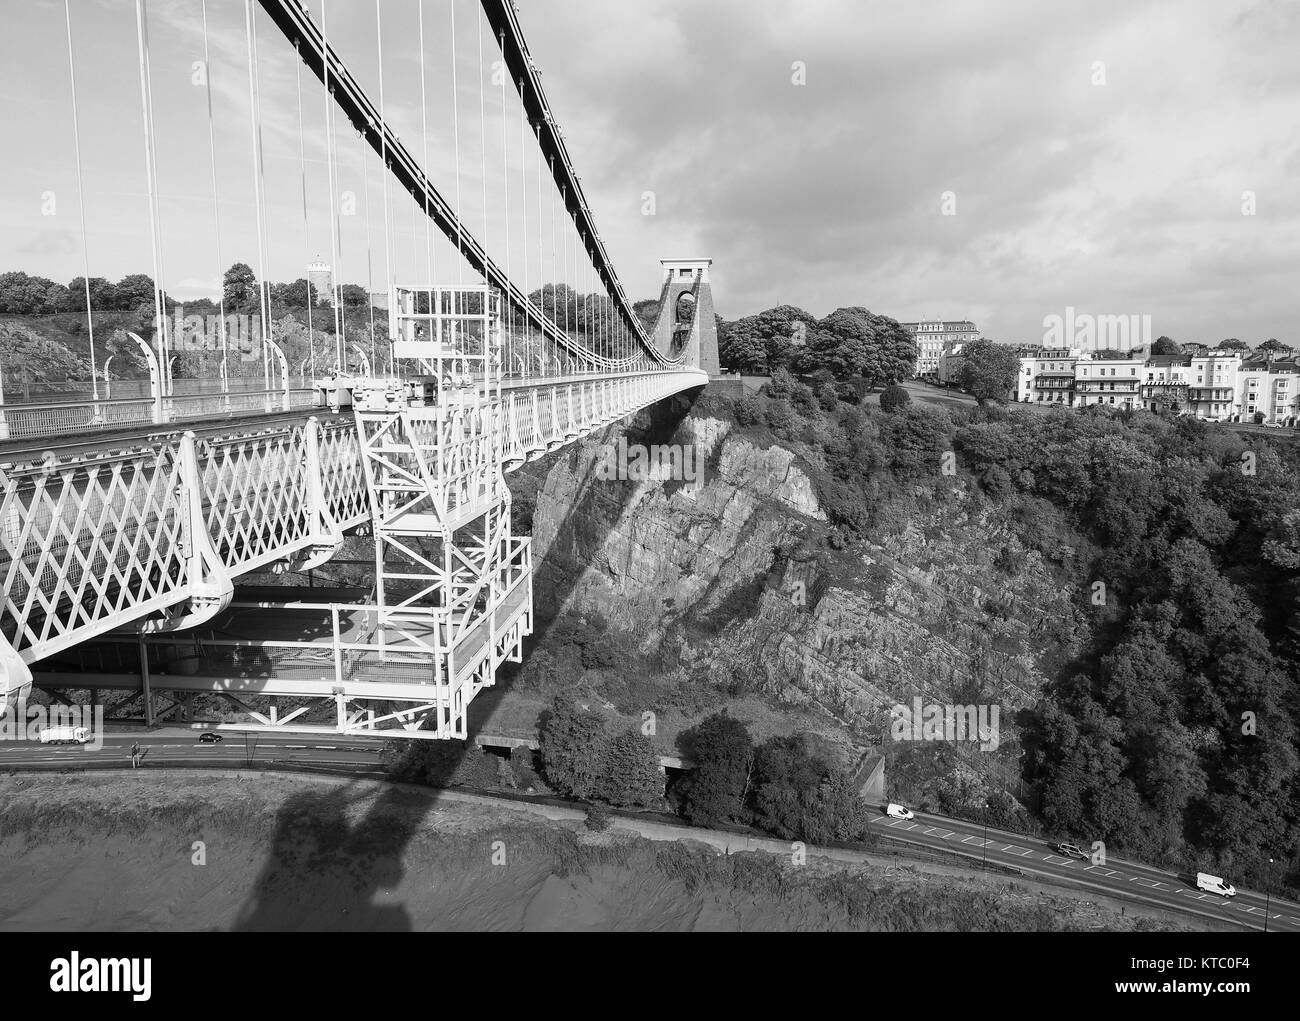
left=1, top=0, right=1298, bottom=345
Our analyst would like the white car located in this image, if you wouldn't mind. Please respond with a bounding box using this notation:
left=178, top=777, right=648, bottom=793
left=886, top=803, right=914, bottom=821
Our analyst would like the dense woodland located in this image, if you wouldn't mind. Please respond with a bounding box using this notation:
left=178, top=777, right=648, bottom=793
left=724, top=375, right=1300, bottom=887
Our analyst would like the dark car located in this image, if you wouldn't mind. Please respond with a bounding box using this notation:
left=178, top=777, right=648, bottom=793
left=197, top=732, right=223, bottom=744
left=1053, top=842, right=1088, bottom=860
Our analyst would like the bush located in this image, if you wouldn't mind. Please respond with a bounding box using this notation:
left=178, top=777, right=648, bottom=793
left=676, top=713, right=754, bottom=827
left=733, top=393, right=762, bottom=427
left=595, top=729, right=664, bottom=808
left=834, top=381, right=860, bottom=404
left=765, top=367, right=800, bottom=399
left=539, top=693, right=606, bottom=799
left=880, top=384, right=911, bottom=413
left=764, top=398, right=794, bottom=432
left=791, top=383, right=821, bottom=418
left=585, top=803, right=612, bottom=831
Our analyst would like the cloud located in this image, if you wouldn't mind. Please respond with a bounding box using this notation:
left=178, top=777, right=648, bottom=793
left=18, top=229, right=79, bottom=256
left=3, top=0, right=1298, bottom=346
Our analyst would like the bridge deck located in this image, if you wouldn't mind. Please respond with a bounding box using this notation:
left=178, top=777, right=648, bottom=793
left=33, top=583, right=530, bottom=701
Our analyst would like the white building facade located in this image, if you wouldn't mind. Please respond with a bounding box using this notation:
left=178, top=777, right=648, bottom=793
left=903, top=319, right=979, bottom=378
left=1239, top=360, right=1299, bottom=425
left=1016, top=349, right=1088, bottom=405
left=1016, top=349, right=1298, bottom=426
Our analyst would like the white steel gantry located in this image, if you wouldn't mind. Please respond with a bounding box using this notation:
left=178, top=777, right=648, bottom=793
left=350, top=284, right=532, bottom=738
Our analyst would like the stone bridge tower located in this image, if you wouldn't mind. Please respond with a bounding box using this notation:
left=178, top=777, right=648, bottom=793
left=651, top=258, right=720, bottom=376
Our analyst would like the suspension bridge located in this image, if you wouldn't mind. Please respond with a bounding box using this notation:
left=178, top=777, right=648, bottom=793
left=0, top=0, right=718, bottom=738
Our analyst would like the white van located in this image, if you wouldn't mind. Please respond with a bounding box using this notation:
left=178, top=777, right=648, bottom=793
left=1196, top=872, right=1236, bottom=897
left=38, top=726, right=90, bottom=745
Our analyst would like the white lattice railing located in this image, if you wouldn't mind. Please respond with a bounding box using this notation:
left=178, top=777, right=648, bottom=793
left=0, top=367, right=704, bottom=698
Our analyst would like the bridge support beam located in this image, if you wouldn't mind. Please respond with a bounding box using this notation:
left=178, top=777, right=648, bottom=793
left=138, top=432, right=234, bottom=635
left=126, top=331, right=165, bottom=424
left=0, top=632, right=32, bottom=717
left=289, top=416, right=344, bottom=572
left=266, top=338, right=292, bottom=413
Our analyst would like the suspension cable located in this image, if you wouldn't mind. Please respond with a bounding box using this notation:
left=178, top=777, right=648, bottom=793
left=244, top=0, right=271, bottom=392
left=450, top=0, right=464, bottom=290
left=362, top=122, right=376, bottom=378
left=133, top=0, right=167, bottom=394
left=561, top=185, right=567, bottom=354
left=477, top=7, right=489, bottom=293
left=375, top=0, right=393, bottom=373
left=321, top=0, right=343, bottom=369
left=63, top=0, right=99, bottom=402
left=549, top=155, right=556, bottom=372
left=534, top=120, right=543, bottom=372
left=201, top=0, right=229, bottom=394
left=518, top=78, right=529, bottom=372
left=418, top=0, right=433, bottom=285
left=294, top=38, right=313, bottom=381
left=499, top=32, right=512, bottom=379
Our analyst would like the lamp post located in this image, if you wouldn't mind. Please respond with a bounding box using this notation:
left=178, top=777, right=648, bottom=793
left=981, top=800, right=991, bottom=871
left=102, top=355, right=114, bottom=400
left=1264, top=857, right=1274, bottom=933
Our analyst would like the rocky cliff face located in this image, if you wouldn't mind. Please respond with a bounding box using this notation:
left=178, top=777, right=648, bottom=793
left=509, top=396, right=1087, bottom=748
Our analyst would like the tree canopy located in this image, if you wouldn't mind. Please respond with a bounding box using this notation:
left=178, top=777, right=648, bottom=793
left=718, top=305, right=816, bottom=375
left=956, top=338, right=1019, bottom=404
left=800, top=307, right=916, bottom=387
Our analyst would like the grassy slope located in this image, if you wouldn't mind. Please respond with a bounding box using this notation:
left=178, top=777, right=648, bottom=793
left=0, top=773, right=1190, bottom=932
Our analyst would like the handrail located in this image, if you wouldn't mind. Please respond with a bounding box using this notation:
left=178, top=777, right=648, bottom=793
left=0, top=388, right=320, bottom=441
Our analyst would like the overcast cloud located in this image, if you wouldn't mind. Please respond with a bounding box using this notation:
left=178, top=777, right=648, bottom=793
left=1, top=0, right=1297, bottom=344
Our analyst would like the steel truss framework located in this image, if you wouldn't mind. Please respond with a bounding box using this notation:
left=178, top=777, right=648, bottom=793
left=352, top=286, right=532, bottom=736
left=5, top=360, right=704, bottom=733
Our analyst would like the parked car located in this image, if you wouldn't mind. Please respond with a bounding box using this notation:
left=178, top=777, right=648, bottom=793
left=885, top=803, right=914, bottom=821
left=1196, top=872, right=1236, bottom=897
left=1053, top=842, right=1089, bottom=860
left=197, top=732, right=223, bottom=744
